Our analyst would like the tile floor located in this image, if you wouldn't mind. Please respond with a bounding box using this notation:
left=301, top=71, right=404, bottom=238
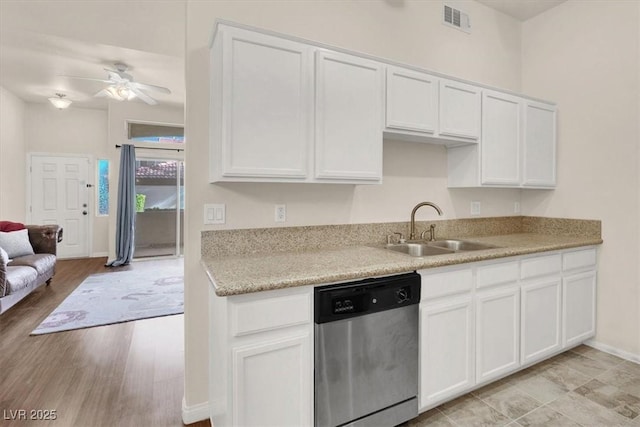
left=408, top=345, right=640, bottom=426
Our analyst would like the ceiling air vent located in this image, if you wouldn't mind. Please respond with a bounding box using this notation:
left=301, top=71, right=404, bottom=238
left=443, top=3, right=471, bottom=34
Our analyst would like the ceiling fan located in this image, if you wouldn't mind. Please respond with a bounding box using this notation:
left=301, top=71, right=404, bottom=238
left=64, top=62, right=171, bottom=105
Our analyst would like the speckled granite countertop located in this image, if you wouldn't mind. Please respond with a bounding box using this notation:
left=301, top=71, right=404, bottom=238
left=202, top=232, right=602, bottom=296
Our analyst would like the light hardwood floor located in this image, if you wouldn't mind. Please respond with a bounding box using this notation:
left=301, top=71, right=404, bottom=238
left=0, top=257, right=209, bottom=427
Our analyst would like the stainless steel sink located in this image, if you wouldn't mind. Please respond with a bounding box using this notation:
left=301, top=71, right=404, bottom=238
left=428, top=239, right=498, bottom=252
left=385, top=243, right=453, bottom=257
left=385, top=239, right=498, bottom=257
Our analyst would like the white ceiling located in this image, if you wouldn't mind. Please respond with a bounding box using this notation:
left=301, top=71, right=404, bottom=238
left=0, top=1, right=185, bottom=110
left=475, top=0, right=567, bottom=21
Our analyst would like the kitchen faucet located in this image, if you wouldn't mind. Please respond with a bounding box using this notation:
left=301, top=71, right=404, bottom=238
left=409, top=202, right=443, bottom=240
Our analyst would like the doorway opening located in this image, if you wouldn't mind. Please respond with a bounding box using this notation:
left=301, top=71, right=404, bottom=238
left=134, top=158, right=184, bottom=258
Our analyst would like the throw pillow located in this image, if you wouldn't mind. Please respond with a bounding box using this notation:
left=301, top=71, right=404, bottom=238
left=0, top=221, right=26, bottom=232
left=0, top=229, right=34, bottom=258
left=0, top=247, right=7, bottom=297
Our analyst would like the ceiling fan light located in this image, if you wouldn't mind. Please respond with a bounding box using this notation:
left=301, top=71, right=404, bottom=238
left=117, top=86, right=137, bottom=101
left=48, top=93, right=72, bottom=109
left=116, top=86, right=131, bottom=99
left=105, top=86, right=125, bottom=101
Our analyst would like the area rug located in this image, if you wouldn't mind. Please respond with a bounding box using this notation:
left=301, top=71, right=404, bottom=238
left=31, top=262, right=183, bottom=335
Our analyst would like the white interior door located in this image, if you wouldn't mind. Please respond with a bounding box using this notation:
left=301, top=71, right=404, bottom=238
left=30, top=155, right=91, bottom=259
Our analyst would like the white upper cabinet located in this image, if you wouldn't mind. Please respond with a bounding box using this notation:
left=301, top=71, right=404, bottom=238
left=210, top=26, right=313, bottom=182
left=439, top=79, right=481, bottom=142
left=210, top=21, right=556, bottom=187
left=523, top=101, right=557, bottom=188
left=210, top=23, right=383, bottom=184
left=448, top=91, right=556, bottom=189
left=315, top=51, right=383, bottom=182
left=384, top=70, right=480, bottom=147
left=385, top=66, right=438, bottom=137
left=481, top=90, right=522, bottom=186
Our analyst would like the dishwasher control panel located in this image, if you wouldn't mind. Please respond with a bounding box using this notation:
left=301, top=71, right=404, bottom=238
left=314, top=272, right=420, bottom=324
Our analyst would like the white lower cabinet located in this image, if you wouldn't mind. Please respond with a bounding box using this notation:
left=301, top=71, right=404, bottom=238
left=563, top=270, right=597, bottom=348
left=210, top=285, right=313, bottom=427
left=420, top=296, right=475, bottom=409
left=475, top=285, right=520, bottom=384
left=232, top=334, right=311, bottom=426
left=521, top=277, right=562, bottom=365
left=418, top=247, right=597, bottom=413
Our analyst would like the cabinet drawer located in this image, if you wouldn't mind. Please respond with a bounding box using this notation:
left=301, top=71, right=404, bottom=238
left=476, top=260, right=519, bottom=289
left=230, top=292, right=311, bottom=337
left=520, top=253, right=561, bottom=280
left=563, top=248, right=596, bottom=272
left=420, top=267, right=473, bottom=300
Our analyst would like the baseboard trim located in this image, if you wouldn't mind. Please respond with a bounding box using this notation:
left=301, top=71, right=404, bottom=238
left=182, top=397, right=209, bottom=425
left=585, top=339, right=640, bottom=364
left=90, top=251, right=109, bottom=258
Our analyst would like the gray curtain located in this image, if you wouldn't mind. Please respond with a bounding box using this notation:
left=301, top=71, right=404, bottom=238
left=106, top=144, right=136, bottom=266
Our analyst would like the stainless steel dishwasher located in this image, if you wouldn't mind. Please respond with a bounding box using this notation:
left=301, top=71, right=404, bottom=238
left=314, top=272, right=420, bottom=427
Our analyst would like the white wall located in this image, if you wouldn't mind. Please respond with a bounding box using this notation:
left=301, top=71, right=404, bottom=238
left=24, top=103, right=109, bottom=255
left=521, top=0, right=640, bottom=357
left=184, top=0, right=523, bottom=411
left=106, top=101, right=184, bottom=260
left=0, top=87, right=26, bottom=221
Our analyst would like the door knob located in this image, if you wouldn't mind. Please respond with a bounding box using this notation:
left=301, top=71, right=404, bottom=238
left=82, top=211, right=88, bottom=215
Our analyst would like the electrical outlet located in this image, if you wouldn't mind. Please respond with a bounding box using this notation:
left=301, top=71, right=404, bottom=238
left=470, top=201, right=481, bottom=216
left=204, top=203, right=225, bottom=225
left=275, top=204, right=286, bottom=223
left=514, top=201, right=521, bottom=214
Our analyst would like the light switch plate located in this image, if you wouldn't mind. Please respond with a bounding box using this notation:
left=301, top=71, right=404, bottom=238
left=204, top=203, right=225, bottom=225
left=275, top=204, right=286, bottom=223
left=470, top=201, right=481, bottom=216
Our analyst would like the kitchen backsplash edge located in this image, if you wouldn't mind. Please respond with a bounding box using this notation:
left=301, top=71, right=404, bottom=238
left=201, top=216, right=601, bottom=258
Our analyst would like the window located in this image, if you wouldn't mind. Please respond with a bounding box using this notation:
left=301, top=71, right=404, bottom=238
left=97, top=159, right=109, bottom=216
left=127, top=122, right=184, bottom=144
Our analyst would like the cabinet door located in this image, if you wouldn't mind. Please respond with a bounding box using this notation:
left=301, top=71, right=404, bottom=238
left=439, top=79, right=481, bottom=141
left=217, top=27, right=312, bottom=180
left=521, top=278, right=562, bottom=365
left=315, top=50, right=383, bottom=182
left=523, top=101, right=557, bottom=188
left=481, top=91, right=522, bottom=185
left=232, top=334, right=312, bottom=426
left=420, top=296, right=474, bottom=409
left=476, top=285, right=520, bottom=384
left=563, top=271, right=597, bottom=348
left=385, top=66, right=438, bottom=135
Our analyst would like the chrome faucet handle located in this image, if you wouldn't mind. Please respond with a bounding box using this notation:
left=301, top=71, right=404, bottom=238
left=420, top=224, right=437, bottom=241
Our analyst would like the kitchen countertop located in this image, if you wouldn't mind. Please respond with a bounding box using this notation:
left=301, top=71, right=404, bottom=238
left=202, top=233, right=602, bottom=296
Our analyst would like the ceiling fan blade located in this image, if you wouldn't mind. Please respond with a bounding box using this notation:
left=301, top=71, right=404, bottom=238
left=130, top=81, right=171, bottom=94
left=106, top=71, right=128, bottom=83
left=60, top=75, right=112, bottom=84
left=105, top=68, right=133, bottom=81
left=94, top=88, right=111, bottom=98
left=129, top=86, right=157, bottom=105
